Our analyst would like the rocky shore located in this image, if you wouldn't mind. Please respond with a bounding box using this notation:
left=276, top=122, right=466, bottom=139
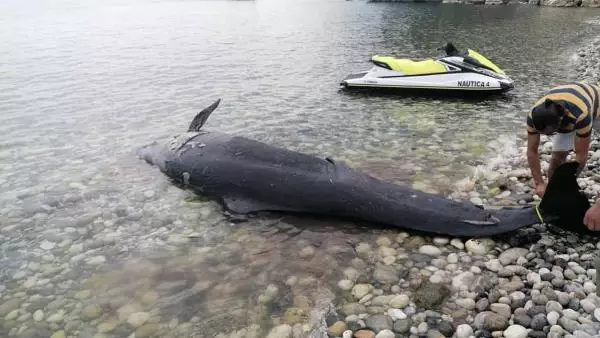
left=576, top=36, right=600, bottom=85
left=297, top=27, right=600, bottom=338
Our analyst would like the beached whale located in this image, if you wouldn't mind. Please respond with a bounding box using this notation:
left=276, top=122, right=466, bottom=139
left=136, top=99, right=594, bottom=237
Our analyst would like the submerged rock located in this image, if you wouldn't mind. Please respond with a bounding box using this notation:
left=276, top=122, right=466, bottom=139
left=413, top=282, right=450, bottom=309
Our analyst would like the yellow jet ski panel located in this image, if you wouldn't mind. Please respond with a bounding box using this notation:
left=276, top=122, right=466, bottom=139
left=371, top=56, right=449, bottom=75
left=466, top=49, right=505, bottom=75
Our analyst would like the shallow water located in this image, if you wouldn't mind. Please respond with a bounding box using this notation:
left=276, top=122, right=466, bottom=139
left=1, top=0, right=600, bottom=336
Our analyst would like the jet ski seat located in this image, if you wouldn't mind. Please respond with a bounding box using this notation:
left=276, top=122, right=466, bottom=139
left=371, top=56, right=449, bottom=75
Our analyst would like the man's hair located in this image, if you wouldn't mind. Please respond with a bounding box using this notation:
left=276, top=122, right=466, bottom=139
left=531, top=98, right=566, bottom=132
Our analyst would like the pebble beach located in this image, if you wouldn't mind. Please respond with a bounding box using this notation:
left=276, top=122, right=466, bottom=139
left=303, top=29, right=600, bottom=338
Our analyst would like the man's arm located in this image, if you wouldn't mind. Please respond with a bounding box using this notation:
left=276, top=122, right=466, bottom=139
left=574, top=135, right=590, bottom=175
left=526, top=132, right=544, bottom=185
left=574, top=109, right=593, bottom=176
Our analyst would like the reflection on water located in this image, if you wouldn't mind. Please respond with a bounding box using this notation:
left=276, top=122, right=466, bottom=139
left=1, top=0, right=600, bottom=336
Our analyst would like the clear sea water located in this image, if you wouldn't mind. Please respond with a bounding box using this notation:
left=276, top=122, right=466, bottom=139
left=1, top=0, right=600, bottom=336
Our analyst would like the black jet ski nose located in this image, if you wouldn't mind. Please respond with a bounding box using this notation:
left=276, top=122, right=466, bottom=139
left=500, top=80, right=515, bottom=92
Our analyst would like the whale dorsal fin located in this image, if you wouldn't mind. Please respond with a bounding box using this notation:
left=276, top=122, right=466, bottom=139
left=188, top=99, right=221, bottom=132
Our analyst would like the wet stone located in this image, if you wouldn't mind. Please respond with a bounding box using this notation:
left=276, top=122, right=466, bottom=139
left=568, top=298, right=581, bottom=311
left=558, top=317, right=581, bottom=333
left=510, top=297, right=527, bottom=310
left=527, top=331, right=546, bottom=338
left=342, top=303, right=366, bottom=316
left=476, top=329, right=493, bottom=338
left=581, top=299, right=598, bottom=313
left=530, top=313, right=548, bottom=330
left=501, top=281, right=524, bottom=292
left=19, top=327, right=53, bottom=338
left=580, top=322, right=600, bottom=335
left=348, top=321, right=363, bottom=332
left=135, top=323, right=161, bottom=338
left=33, top=310, right=44, bottom=321
left=393, top=319, right=411, bottom=333
left=527, top=306, right=546, bottom=317
left=50, top=330, right=65, bottom=338
left=365, top=314, right=393, bottom=332
left=426, top=329, right=445, bottom=338
left=547, top=311, right=560, bottom=326
left=354, top=330, right=376, bottom=338
left=327, top=321, right=347, bottom=337
left=483, top=313, right=509, bottom=331
left=499, top=248, right=529, bottom=266
left=541, top=287, right=558, bottom=302
left=0, top=299, right=21, bottom=317
left=26, top=297, right=52, bottom=312
left=476, top=298, right=489, bottom=311
left=413, top=282, right=450, bottom=309
left=98, top=319, right=119, bottom=333
left=512, top=315, right=531, bottom=328
left=437, top=321, right=455, bottom=336
left=490, top=303, right=511, bottom=318
left=551, top=278, right=565, bottom=288
left=455, top=324, right=473, bottom=338
left=562, top=309, right=579, bottom=320
left=541, top=273, right=555, bottom=282
left=127, top=312, right=150, bottom=328
left=545, top=301, right=562, bottom=314
left=389, top=294, right=409, bottom=309
left=373, top=264, right=399, bottom=284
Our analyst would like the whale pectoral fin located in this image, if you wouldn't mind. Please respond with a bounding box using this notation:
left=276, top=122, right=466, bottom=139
left=461, top=216, right=500, bottom=226
left=223, top=196, right=306, bottom=214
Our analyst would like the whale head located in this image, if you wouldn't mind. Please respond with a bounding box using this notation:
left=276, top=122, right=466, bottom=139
left=136, top=98, right=221, bottom=170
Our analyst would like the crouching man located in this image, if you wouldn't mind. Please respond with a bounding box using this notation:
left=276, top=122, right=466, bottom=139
left=525, top=81, right=600, bottom=231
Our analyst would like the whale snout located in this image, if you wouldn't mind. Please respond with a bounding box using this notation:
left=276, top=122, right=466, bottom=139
left=136, top=142, right=160, bottom=165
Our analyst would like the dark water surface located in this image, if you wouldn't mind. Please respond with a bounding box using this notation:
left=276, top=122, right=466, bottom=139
left=1, top=0, right=600, bottom=336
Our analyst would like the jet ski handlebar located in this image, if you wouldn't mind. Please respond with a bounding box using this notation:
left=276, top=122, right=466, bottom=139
left=438, top=42, right=466, bottom=57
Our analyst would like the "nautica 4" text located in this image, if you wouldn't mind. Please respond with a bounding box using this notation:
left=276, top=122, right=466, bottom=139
left=457, top=81, right=491, bottom=87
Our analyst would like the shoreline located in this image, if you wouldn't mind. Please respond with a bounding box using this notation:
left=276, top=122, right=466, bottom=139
left=450, top=30, right=600, bottom=208
left=292, top=23, right=600, bottom=338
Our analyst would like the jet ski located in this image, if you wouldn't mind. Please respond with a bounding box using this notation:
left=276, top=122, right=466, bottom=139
left=340, top=43, right=514, bottom=95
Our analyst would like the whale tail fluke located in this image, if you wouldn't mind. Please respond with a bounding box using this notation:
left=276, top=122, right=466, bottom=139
left=538, top=161, right=592, bottom=234
left=188, top=98, right=221, bottom=132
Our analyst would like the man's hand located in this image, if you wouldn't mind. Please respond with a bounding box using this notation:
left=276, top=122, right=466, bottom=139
left=527, top=132, right=545, bottom=191
left=535, top=182, right=546, bottom=198
left=583, top=202, right=600, bottom=231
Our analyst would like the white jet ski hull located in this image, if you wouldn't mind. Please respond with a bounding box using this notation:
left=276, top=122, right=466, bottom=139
left=340, top=47, right=515, bottom=96
left=342, top=66, right=514, bottom=93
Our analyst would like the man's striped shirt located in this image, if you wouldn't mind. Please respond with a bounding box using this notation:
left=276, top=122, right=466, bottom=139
left=527, top=82, right=600, bottom=138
